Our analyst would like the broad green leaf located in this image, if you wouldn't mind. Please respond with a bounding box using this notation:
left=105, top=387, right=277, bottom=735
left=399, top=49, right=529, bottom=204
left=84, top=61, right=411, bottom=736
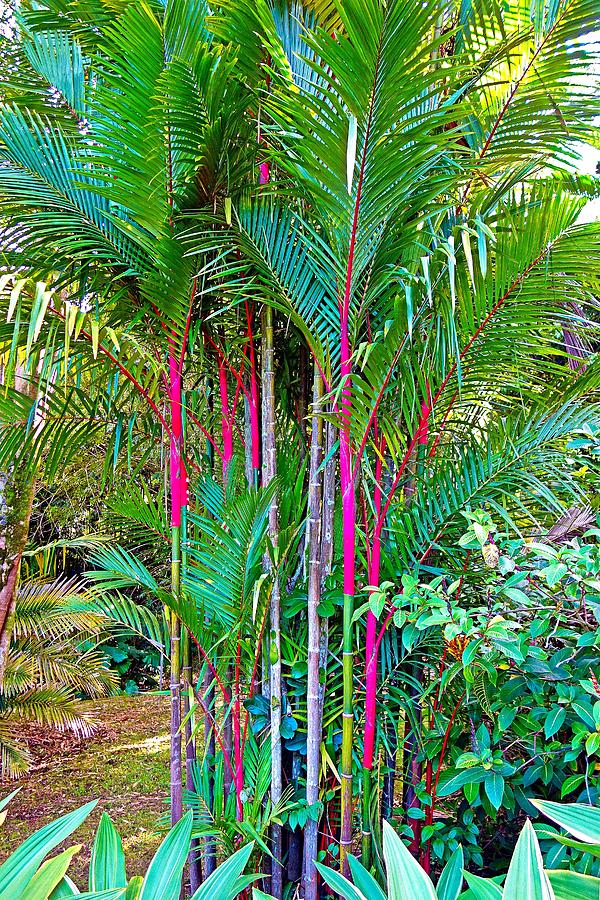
left=547, top=869, right=600, bottom=900
left=191, top=842, right=255, bottom=900
left=49, top=875, right=79, bottom=897
left=462, top=872, right=503, bottom=900
left=89, top=814, right=126, bottom=891
left=0, top=800, right=96, bottom=899
left=348, top=855, right=387, bottom=900
left=560, top=775, right=585, bottom=799
left=50, top=880, right=125, bottom=900
left=124, top=877, right=142, bottom=899
left=586, top=733, right=600, bottom=756
left=315, top=863, right=368, bottom=900
left=437, top=767, right=488, bottom=798
left=502, top=821, right=553, bottom=900
left=437, top=845, right=464, bottom=900
left=27, top=847, right=81, bottom=900
left=484, top=774, right=504, bottom=811
left=138, top=812, right=192, bottom=900
left=552, top=834, right=600, bottom=858
left=531, top=800, right=600, bottom=843
left=544, top=707, right=566, bottom=740
left=79, top=893, right=127, bottom=898
left=383, top=819, right=437, bottom=900
left=315, top=862, right=367, bottom=900
left=252, top=891, right=275, bottom=899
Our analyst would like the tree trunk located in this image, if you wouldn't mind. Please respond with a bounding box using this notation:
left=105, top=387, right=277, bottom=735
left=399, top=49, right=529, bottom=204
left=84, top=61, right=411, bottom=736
left=202, top=663, right=217, bottom=879
left=0, top=373, right=38, bottom=685
left=168, top=351, right=187, bottom=826
left=381, top=677, right=398, bottom=820
left=0, top=461, right=36, bottom=685
left=182, top=510, right=202, bottom=891
left=339, top=350, right=355, bottom=872
left=302, top=367, right=324, bottom=900
left=261, top=303, right=283, bottom=898
left=361, top=446, right=385, bottom=865
left=223, top=663, right=233, bottom=800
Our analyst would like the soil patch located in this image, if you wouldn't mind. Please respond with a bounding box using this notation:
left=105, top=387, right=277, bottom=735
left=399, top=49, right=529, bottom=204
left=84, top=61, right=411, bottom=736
left=0, top=692, right=171, bottom=885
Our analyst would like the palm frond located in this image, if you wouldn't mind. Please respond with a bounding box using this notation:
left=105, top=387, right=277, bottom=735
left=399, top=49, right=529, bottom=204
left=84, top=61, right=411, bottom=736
left=391, top=402, right=599, bottom=571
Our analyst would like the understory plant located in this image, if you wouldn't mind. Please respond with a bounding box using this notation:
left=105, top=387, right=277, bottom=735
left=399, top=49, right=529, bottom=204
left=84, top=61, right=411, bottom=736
left=319, top=801, right=600, bottom=900
left=0, top=790, right=257, bottom=900
left=0, top=573, right=117, bottom=777
left=376, top=512, right=600, bottom=872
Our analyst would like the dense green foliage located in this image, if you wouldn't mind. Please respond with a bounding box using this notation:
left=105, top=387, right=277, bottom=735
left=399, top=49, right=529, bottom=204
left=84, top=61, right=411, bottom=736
left=0, top=0, right=599, bottom=897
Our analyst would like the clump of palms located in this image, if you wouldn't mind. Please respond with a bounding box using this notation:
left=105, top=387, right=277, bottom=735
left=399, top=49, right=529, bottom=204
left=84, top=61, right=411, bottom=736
left=0, top=0, right=599, bottom=895
left=0, top=574, right=117, bottom=777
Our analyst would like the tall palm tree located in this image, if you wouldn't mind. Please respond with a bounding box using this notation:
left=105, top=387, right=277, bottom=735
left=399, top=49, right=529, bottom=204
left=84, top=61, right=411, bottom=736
left=197, top=0, right=600, bottom=881
left=1, top=1, right=599, bottom=895
left=0, top=0, right=259, bottom=828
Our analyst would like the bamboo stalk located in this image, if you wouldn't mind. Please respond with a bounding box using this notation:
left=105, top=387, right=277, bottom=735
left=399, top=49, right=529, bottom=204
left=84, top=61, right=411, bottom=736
left=361, top=444, right=384, bottom=865
left=170, top=536, right=183, bottom=825
left=261, top=302, right=283, bottom=898
left=202, top=661, right=217, bottom=878
left=302, top=365, right=324, bottom=900
left=168, top=349, right=187, bottom=827
left=223, top=664, right=233, bottom=800
left=339, top=351, right=355, bottom=873
left=181, top=508, right=202, bottom=890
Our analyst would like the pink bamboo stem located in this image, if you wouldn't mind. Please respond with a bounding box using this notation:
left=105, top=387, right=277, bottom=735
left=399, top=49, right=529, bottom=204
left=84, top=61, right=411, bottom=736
left=218, top=355, right=234, bottom=483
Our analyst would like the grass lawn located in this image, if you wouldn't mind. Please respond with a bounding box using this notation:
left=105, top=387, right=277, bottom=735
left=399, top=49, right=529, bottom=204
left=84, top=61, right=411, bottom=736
left=0, top=693, right=171, bottom=886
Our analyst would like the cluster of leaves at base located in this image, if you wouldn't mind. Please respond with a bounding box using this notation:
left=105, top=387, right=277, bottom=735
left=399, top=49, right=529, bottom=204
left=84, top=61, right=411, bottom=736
left=371, top=512, right=600, bottom=871
left=442, top=517, right=600, bottom=873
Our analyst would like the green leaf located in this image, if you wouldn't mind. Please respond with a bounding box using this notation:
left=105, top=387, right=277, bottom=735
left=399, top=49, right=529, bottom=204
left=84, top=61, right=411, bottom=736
left=138, top=812, right=193, bottom=900
left=462, top=872, right=503, bottom=900
left=26, top=847, right=81, bottom=900
left=89, top=814, right=127, bottom=891
left=80, top=893, right=128, bottom=899
left=348, top=855, right=387, bottom=900
left=51, top=878, right=127, bottom=898
left=369, top=590, right=386, bottom=620
left=531, top=800, right=600, bottom=844
left=49, top=876, right=79, bottom=898
left=437, top=767, right=488, bottom=798
left=585, top=733, right=600, bottom=756
left=502, top=820, right=553, bottom=900
left=546, top=869, right=600, bottom=900
left=124, top=877, right=143, bottom=900
left=544, top=563, right=568, bottom=587
left=0, top=788, right=21, bottom=823
left=315, top=863, right=367, bottom=900
left=437, top=845, right=464, bottom=900
left=552, top=834, right=600, bottom=858
left=0, top=800, right=96, bottom=899
left=544, top=707, right=566, bottom=739
left=560, top=775, right=585, bottom=799
left=498, top=708, right=517, bottom=731
left=484, top=774, right=504, bottom=811
left=191, top=843, right=255, bottom=900
left=383, top=820, right=437, bottom=900
left=462, top=640, right=481, bottom=668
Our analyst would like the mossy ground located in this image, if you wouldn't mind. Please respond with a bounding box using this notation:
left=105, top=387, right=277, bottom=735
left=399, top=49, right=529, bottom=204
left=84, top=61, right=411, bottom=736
left=0, top=693, right=171, bottom=885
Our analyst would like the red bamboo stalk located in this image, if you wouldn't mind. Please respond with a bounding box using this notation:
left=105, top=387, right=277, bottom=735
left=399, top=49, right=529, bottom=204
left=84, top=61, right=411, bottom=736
left=303, top=366, right=325, bottom=900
